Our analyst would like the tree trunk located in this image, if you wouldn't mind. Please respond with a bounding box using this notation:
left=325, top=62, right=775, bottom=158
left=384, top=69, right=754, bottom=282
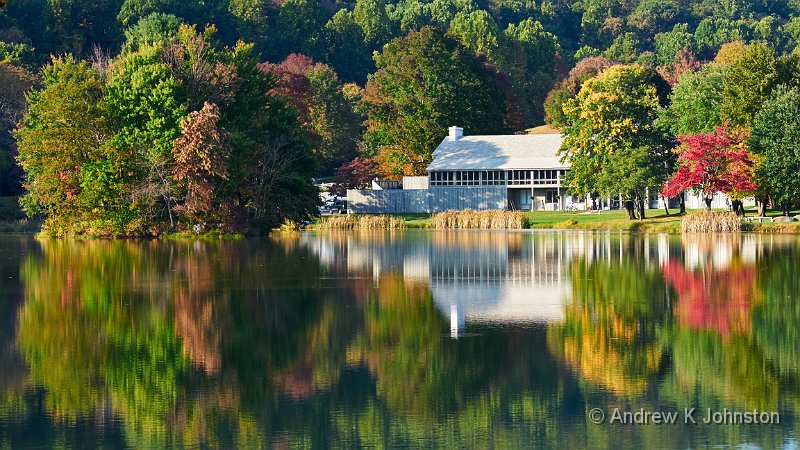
left=757, top=196, right=768, bottom=217
left=704, top=196, right=712, bottom=210
left=731, top=200, right=744, bottom=216
left=637, top=196, right=646, bottom=220
left=679, top=192, right=686, bottom=215
left=623, top=200, right=636, bottom=220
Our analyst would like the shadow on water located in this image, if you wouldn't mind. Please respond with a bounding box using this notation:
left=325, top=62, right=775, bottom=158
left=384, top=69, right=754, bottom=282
left=1, top=231, right=800, bottom=448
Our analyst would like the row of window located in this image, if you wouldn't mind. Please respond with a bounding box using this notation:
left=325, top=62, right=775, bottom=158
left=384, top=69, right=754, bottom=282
left=429, top=170, right=567, bottom=186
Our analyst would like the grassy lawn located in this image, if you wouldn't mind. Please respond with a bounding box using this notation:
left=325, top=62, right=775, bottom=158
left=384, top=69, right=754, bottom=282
left=523, top=209, right=683, bottom=232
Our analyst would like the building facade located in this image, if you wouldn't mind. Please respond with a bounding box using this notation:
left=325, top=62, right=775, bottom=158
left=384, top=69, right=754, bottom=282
left=346, top=127, right=752, bottom=214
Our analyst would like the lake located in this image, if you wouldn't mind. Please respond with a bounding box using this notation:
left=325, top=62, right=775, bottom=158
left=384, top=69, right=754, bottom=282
left=1, top=230, right=799, bottom=449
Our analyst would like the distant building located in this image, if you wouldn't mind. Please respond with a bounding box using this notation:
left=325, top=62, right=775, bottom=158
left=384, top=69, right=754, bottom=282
left=348, top=127, right=582, bottom=213
left=347, top=126, right=753, bottom=213
left=427, top=126, right=574, bottom=211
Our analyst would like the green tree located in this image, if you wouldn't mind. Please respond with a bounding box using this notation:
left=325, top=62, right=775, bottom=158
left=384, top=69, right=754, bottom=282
left=658, top=63, right=728, bottom=135
left=121, top=12, right=182, bottom=53
left=276, top=0, right=327, bottom=57
left=721, top=42, right=777, bottom=127
left=558, top=64, right=674, bottom=219
left=362, top=27, right=506, bottom=176
left=654, top=23, right=696, bottom=66
left=306, top=64, right=363, bottom=174
left=354, top=0, right=393, bottom=49
left=603, top=32, right=640, bottom=63
left=105, top=44, right=186, bottom=228
left=15, top=56, right=130, bottom=236
left=323, top=9, right=373, bottom=83
left=750, top=85, right=800, bottom=215
left=448, top=10, right=502, bottom=63
left=504, top=18, right=562, bottom=125
left=46, top=0, right=125, bottom=55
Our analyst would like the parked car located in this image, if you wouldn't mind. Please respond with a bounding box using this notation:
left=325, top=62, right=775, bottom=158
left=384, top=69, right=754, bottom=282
left=319, top=199, right=347, bottom=214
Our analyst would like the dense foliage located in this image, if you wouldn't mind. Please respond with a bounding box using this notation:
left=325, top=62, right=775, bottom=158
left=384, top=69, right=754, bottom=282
left=7, top=0, right=800, bottom=228
left=662, top=124, right=755, bottom=209
left=15, top=26, right=318, bottom=236
left=558, top=64, right=673, bottom=219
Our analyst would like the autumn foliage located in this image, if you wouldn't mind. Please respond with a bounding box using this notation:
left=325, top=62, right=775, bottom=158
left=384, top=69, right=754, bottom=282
left=173, top=102, right=230, bottom=219
left=662, top=124, right=756, bottom=206
left=329, top=157, right=377, bottom=197
left=662, top=262, right=755, bottom=339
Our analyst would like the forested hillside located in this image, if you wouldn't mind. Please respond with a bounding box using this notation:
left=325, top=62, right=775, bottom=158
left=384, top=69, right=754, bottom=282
left=2, top=0, right=800, bottom=234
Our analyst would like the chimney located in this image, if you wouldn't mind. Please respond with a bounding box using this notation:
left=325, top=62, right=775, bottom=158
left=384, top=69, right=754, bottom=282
left=448, top=126, right=463, bottom=141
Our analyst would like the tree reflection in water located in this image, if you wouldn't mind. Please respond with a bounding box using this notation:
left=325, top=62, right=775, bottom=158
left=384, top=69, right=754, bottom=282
left=2, top=232, right=800, bottom=448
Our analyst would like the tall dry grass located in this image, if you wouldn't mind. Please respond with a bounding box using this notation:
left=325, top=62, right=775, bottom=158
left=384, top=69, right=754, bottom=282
left=429, top=209, right=529, bottom=229
left=316, top=215, right=405, bottom=230
left=681, top=211, right=743, bottom=233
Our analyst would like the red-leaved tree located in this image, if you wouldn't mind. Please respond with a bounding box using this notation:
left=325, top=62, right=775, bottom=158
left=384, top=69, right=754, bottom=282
left=662, top=124, right=756, bottom=210
left=329, top=157, right=377, bottom=197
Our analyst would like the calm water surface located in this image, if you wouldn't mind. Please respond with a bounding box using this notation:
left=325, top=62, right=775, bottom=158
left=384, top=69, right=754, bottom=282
left=1, top=230, right=800, bottom=449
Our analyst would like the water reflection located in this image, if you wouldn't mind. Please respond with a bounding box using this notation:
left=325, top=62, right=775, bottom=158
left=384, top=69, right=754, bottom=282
left=2, top=231, right=800, bottom=448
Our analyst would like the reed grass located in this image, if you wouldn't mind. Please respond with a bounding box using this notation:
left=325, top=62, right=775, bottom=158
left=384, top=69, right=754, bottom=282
left=316, top=215, right=405, bottom=230
left=681, top=211, right=743, bottom=233
left=429, top=209, right=529, bottom=229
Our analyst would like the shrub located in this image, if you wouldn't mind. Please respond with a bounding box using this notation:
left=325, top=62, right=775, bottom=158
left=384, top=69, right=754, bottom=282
left=429, top=210, right=529, bottom=229
left=681, top=211, right=743, bottom=233
left=317, top=215, right=405, bottom=230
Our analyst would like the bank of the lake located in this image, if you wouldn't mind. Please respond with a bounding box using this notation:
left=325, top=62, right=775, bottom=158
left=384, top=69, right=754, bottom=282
left=313, top=209, right=800, bottom=233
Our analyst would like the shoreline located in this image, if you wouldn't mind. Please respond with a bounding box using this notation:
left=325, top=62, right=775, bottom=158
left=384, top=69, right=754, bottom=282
left=5, top=211, right=800, bottom=237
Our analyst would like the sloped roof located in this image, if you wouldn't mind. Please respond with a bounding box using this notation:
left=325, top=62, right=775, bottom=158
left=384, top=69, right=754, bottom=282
left=428, top=134, right=567, bottom=171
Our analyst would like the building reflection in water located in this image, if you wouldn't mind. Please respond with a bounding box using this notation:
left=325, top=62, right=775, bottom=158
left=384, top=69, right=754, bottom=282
left=301, top=231, right=667, bottom=335
left=300, top=231, right=799, bottom=338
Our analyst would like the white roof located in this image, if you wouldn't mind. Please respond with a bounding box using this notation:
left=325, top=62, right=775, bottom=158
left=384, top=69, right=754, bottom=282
left=427, top=134, right=566, bottom=171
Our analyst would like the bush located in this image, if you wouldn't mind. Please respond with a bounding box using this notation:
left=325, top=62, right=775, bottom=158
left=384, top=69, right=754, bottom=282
left=317, top=215, right=405, bottom=230
left=429, top=210, right=529, bottom=229
left=681, top=211, right=743, bottom=233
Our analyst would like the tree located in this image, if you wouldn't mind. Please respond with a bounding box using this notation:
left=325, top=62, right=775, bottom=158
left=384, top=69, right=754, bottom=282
left=448, top=10, right=502, bottom=63
left=559, top=64, right=674, bottom=220
left=105, top=44, right=187, bottom=228
left=172, top=102, right=230, bottom=223
left=750, top=85, right=800, bottom=216
left=276, top=0, right=327, bottom=58
left=121, top=12, right=182, bottom=53
left=504, top=18, right=562, bottom=125
left=603, top=32, right=640, bottom=63
left=322, top=9, right=373, bottom=83
left=362, top=27, right=506, bottom=176
left=15, top=56, right=127, bottom=236
left=721, top=42, right=777, bottom=127
left=354, top=0, right=393, bottom=49
left=662, top=124, right=756, bottom=211
left=655, top=24, right=696, bottom=66
left=658, top=63, right=727, bottom=135
left=16, top=25, right=319, bottom=236
left=261, top=54, right=363, bottom=175
left=329, top=157, right=377, bottom=197
left=656, top=47, right=701, bottom=86
left=544, top=56, right=615, bottom=128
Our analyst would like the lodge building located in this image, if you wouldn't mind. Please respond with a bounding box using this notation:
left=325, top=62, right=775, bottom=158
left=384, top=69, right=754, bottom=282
left=346, top=126, right=745, bottom=214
